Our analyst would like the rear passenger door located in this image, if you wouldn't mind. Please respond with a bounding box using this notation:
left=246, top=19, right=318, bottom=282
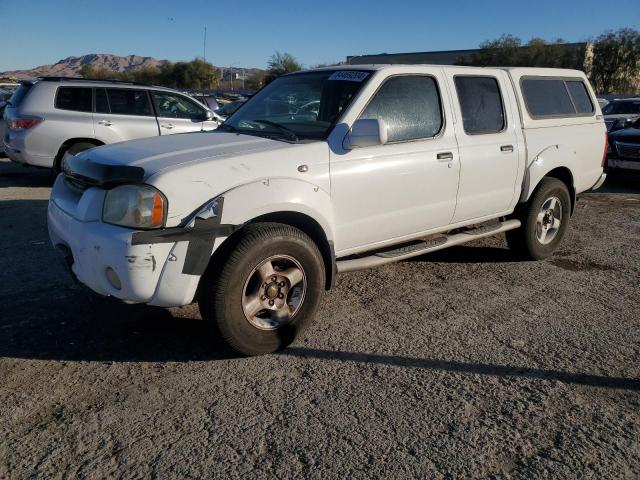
left=93, top=88, right=160, bottom=143
left=151, top=91, right=212, bottom=134
left=445, top=69, right=523, bottom=223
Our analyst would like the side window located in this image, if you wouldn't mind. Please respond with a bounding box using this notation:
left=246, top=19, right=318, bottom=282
left=55, top=87, right=92, bottom=112
left=95, top=88, right=110, bottom=114
left=152, top=92, right=205, bottom=120
left=454, top=76, right=505, bottom=134
left=566, top=81, right=594, bottom=114
left=521, top=78, right=594, bottom=118
left=106, top=89, right=152, bottom=116
left=360, top=76, right=442, bottom=142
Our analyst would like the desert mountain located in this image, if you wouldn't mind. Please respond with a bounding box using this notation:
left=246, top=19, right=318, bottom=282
left=1, top=54, right=169, bottom=79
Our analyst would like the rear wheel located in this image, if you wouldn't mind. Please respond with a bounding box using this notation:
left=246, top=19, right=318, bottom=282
left=506, top=177, right=571, bottom=260
left=56, top=142, right=97, bottom=172
left=199, top=223, right=325, bottom=356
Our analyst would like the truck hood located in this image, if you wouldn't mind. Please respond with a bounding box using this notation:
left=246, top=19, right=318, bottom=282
left=80, top=131, right=297, bottom=179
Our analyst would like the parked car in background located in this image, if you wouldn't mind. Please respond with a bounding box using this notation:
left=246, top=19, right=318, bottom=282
left=602, top=98, right=640, bottom=131
left=215, top=99, right=246, bottom=121
left=3, top=77, right=219, bottom=170
left=48, top=65, right=606, bottom=355
left=192, top=94, right=221, bottom=111
left=597, top=98, right=609, bottom=109
left=607, top=117, right=640, bottom=172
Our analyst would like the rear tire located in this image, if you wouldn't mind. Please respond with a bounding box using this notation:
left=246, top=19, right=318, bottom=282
left=56, top=142, right=96, bottom=172
left=199, top=223, right=325, bottom=356
left=506, top=177, right=571, bottom=260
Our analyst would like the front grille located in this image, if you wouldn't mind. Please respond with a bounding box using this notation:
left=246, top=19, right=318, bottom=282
left=616, top=142, right=640, bottom=159
left=63, top=176, right=90, bottom=193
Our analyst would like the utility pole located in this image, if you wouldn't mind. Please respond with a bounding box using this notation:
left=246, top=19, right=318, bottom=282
left=203, top=26, right=207, bottom=63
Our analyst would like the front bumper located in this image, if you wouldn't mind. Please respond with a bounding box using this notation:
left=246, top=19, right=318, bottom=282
left=47, top=198, right=200, bottom=307
left=607, top=158, right=640, bottom=172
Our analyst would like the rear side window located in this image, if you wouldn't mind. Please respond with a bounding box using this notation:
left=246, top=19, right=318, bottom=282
left=106, top=89, right=152, bottom=116
left=521, top=78, right=594, bottom=118
left=55, top=87, right=92, bottom=112
left=360, top=75, right=442, bottom=142
left=454, top=76, right=505, bottom=134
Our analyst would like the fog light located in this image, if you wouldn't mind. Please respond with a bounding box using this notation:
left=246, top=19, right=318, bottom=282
left=105, top=267, right=122, bottom=290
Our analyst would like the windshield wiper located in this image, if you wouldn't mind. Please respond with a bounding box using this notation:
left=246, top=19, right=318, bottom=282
left=218, top=123, right=238, bottom=133
left=251, top=119, right=299, bottom=141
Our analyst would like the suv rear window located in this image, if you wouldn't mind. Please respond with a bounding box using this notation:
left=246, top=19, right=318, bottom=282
left=8, top=83, right=33, bottom=107
left=55, top=87, right=92, bottom=112
left=106, top=89, right=152, bottom=116
left=454, top=76, right=505, bottom=134
left=521, top=78, right=594, bottom=118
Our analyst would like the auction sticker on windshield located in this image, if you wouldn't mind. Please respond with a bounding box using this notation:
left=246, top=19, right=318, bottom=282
left=328, top=71, right=370, bottom=82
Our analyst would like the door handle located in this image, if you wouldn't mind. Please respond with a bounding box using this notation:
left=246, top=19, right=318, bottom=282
left=437, top=152, right=454, bottom=161
left=98, top=120, right=112, bottom=126
left=161, top=124, right=174, bottom=130
left=500, top=145, right=514, bottom=153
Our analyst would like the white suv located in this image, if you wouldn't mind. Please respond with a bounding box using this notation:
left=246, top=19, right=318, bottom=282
left=48, top=65, right=606, bottom=355
left=3, top=77, right=219, bottom=170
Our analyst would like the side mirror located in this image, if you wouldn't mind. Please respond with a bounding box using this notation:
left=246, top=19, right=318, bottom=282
left=343, top=118, right=388, bottom=150
left=204, top=110, right=214, bottom=121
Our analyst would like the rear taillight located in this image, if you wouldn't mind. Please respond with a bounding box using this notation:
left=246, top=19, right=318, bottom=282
left=602, top=133, right=609, bottom=168
left=9, top=117, right=42, bottom=130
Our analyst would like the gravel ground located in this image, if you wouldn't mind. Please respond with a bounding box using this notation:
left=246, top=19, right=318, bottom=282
left=0, top=158, right=639, bottom=479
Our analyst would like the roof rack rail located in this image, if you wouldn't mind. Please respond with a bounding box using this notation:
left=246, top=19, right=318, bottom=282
left=37, top=76, right=148, bottom=86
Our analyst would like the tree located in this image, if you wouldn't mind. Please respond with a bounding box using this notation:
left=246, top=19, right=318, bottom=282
left=245, top=70, right=266, bottom=91
left=80, top=59, right=218, bottom=89
left=590, top=28, right=640, bottom=94
left=459, top=35, right=586, bottom=70
left=265, top=52, right=302, bottom=84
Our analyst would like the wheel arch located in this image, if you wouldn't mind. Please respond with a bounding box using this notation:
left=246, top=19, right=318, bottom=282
left=53, top=138, right=104, bottom=170
left=203, top=211, right=336, bottom=293
left=522, top=165, right=576, bottom=215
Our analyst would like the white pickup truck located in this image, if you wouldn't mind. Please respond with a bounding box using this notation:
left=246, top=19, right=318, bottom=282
left=48, top=65, right=607, bottom=355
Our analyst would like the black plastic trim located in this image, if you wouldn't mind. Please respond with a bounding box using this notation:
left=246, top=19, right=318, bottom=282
left=63, top=155, right=145, bottom=188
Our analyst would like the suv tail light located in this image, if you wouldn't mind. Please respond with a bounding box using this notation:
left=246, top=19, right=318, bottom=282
left=9, top=117, right=42, bottom=130
left=602, top=133, right=609, bottom=167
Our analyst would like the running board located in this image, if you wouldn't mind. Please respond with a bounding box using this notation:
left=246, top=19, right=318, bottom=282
left=336, top=219, right=521, bottom=273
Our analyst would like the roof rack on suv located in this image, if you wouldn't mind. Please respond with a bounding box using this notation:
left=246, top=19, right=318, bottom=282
left=37, top=76, right=148, bottom=86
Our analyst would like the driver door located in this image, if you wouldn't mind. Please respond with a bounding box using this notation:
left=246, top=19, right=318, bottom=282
left=151, top=91, right=213, bottom=134
left=329, top=71, right=461, bottom=254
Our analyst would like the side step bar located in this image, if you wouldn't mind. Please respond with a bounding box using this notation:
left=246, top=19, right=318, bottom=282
left=336, top=219, right=521, bottom=273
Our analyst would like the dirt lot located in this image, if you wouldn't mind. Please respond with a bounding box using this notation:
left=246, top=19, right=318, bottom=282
left=0, top=158, right=639, bottom=479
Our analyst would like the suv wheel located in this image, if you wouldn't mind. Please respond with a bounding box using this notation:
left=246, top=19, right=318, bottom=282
left=57, top=142, right=96, bottom=172
left=506, top=177, right=571, bottom=260
left=199, top=223, right=325, bottom=356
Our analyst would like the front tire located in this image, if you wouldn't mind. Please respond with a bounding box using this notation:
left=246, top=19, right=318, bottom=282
left=506, top=177, right=571, bottom=260
left=199, top=223, right=325, bottom=356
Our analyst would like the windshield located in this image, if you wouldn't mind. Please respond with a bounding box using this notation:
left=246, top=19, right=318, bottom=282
left=223, top=70, right=372, bottom=140
left=602, top=100, right=640, bottom=115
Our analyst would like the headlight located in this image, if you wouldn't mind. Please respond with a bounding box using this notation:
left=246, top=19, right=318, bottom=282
left=102, top=184, right=167, bottom=229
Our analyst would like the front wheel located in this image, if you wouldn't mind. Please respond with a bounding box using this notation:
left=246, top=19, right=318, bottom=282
left=506, top=177, right=571, bottom=260
left=199, top=223, right=325, bottom=356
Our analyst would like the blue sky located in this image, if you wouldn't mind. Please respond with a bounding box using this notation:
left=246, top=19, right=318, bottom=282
left=2, top=0, right=639, bottom=71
